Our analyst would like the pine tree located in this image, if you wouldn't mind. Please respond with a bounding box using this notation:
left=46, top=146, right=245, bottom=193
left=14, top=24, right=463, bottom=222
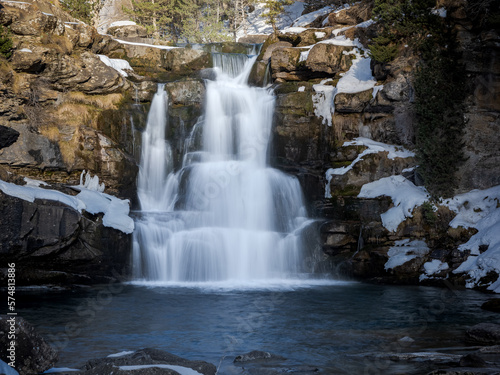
left=124, top=0, right=174, bottom=40
left=262, top=0, right=293, bottom=34
left=0, top=26, right=12, bottom=59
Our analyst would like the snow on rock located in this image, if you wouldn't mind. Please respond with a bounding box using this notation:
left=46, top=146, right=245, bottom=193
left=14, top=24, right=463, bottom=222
left=446, top=185, right=500, bottom=292
left=118, top=365, right=203, bottom=375
left=325, top=138, right=415, bottom=198
left=24, top=177, right=50, bottom=187
left=107, top=351, right=135, bottom=358
left=109, top=20, right=137, bottom=28
left=385, top=239, right=430, bottom=270
left=315, top=31, right=326, bottom=38
left=236, top=1, right=305, bottom=39
left=420, top=259, right=449, bottom=281
left=311, top=44, right=380, bottom=125
left=358, top=175, right=430, bottom=232
left=43, top=368, right=80, bottom=373
left=98, top=54, right=134, bottom=77
left=312, top=78, right=336, bottom=127
left=0, top=174, right=134, bottom=234
left=113, top=39, right=178, bottom=50
left=291, top=3, right=352, bottom=28
left=0, top=179, right=84, bottom=211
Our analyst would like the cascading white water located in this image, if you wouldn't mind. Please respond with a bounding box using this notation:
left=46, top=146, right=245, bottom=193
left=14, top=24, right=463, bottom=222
left=133, top=52, right=315, bottom=285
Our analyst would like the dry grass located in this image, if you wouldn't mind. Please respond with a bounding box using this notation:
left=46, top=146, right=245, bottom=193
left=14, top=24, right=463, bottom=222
left=64, top=92, right=123, bottom=110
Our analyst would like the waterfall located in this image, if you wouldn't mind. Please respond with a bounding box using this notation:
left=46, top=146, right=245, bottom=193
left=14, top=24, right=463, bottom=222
left=133, top=52, right=315, bottom=285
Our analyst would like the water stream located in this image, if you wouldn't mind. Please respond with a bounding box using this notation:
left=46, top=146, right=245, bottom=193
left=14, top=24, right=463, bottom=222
left=133, top=51, right=318, bottom=285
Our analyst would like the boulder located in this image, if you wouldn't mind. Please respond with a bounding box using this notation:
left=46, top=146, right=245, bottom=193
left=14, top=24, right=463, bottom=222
left=466, top=323, right=500, bottom=345
left=163, top=48, right=211, bottom=73
left=261, top=41, right=293, bottom=62
left=305, top=43, right=355, bottom=74
left=82, top=348, right=216, bottom=375
left=270, top=47, right=303, bottom=73
left=107, top=24, right=148, bottom=39
left=43, top=52, right=124, bottom=94
left=165, top=79, right=205, bottom=106
left=335, top=89, right=373, bottom=113
left=10, top=50, right=46, bottom=73
left=0, top=315, right=58, bottom=374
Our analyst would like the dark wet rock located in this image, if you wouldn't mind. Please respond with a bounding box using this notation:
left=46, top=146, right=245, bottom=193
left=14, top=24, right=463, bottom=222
left=459, top=353, right=486, bottom=367
left=481, top=299, right=500, bottom=313
left=0, top=192, right=131, bottom=286
left=0, top=315, right=58, bottom=374
left=0, top=126, right=19, bottom=150
left=82, top=348, right=216, bottom=375
left=466, top=323, right=500, bottom=345
left=234, top=350, right=286, bottom=363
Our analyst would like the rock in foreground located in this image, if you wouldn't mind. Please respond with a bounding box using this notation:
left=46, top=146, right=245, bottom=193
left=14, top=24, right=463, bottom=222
left=0, top=315, right=58, bottom=375
left=82, top=348, right=216, bottom=375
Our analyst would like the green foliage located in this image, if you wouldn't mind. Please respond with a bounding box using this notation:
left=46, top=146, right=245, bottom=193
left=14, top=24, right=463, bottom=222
left=60, top=0, right=98, bottom=25
left=262, top=0, right=293, bottom=33
left=368, top=36, right=398, bottom=63
left=414, top=42, right=467, bottom=199
left=369, top=0, right=441, bottom=62
left=0, top=26, right=13, bottom=59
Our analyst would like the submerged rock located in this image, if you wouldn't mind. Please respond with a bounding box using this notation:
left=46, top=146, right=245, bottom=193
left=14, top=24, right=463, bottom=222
left=234, top=350, right=286, bottom=363
left=0, top=315, right=58, bottom=374
left=466, top=323, right=500, bottom=345
left=481, top=299, right=500, bottom=313
left=82, top=348, right=216, bottom=375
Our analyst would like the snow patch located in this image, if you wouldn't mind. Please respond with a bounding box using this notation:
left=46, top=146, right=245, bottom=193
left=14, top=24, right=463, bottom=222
left=24, top=177, right=50, bottom=188
left=1, top=359, right=19, bottom=375
left=19, top=48, right=32, bottom=53
left=432, top=7, right=447, bottom=18
left=109, top=20, right=137, bottom=27
left=98, top=55, right=133, bottom=77
left=358, top=175, right=430, bottom=232
left=113, top=39, right=178, bottom=50
left=43, top=368, right=80, bottom=373
left=315, top=31, right=326, bottom=39
left=420, top=259, right=449, bottom=281
left=298, top=86, right=305, bottom=92
left=385, top=239, right=429, bottom=270
left=118, top=365, right=202, bottom=375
